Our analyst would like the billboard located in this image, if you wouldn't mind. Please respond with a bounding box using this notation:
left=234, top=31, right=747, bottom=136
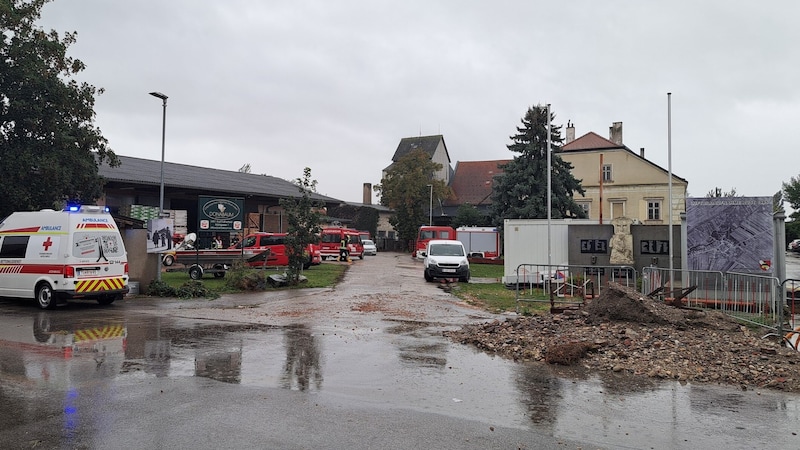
left=686, top=196, right=773, bottom=273
left=197, top=196, right=244, bottom=232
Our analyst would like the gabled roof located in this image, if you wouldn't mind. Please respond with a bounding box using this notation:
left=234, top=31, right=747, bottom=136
left=390, top=135, right=450, bottom=163
left=558, top=131, right=688, bottom=183
left=445, top=160, right=510, bottom=206
left=98, top=155, right=340, bottom=202
left=561, top=132, right=624, bottom=151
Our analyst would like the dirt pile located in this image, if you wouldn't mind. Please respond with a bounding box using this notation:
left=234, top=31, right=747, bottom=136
left=446, top=282, right=800, bottom=392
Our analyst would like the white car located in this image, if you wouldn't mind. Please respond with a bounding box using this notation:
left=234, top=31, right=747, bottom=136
left=362, top=239, right=377, bottom=256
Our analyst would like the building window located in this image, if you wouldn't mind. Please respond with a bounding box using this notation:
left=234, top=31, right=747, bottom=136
left=577, top=202, right=590, bottom=218
left=602, top=164, right=612, bottom=182
left=647, top=200, right=662, bottom=220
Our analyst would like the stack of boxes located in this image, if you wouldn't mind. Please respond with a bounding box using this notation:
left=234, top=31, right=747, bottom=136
left=120, top=205, right=189, bottom=237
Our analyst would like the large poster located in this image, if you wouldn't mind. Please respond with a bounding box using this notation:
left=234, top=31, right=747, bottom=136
left=198, top=196, right=244, bottom=232
left=686, top=196, right=773, bottom=273
left=147, top=218, right=175, bottom=254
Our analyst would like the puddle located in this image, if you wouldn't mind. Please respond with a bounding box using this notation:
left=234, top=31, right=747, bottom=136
left=1, top=307, right=800, bottom=449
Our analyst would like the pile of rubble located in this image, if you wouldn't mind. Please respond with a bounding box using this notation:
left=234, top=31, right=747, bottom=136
left=445, top=282, right=800, bottom=392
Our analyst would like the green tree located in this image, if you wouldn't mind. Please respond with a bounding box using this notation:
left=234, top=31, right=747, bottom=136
left=451, top=203, right=491, bottom=228
left=784, top=176, right=800, bottom=221
left=326, top=204, right=379, bottom=238
left=706, top=187, right=738, bottom=197
left=0, top=0, right=118, bottom=217
left=490, top=105, right=586, bottom=226
left=280, top=167, right=323, bottom=285
left=375, top=149, right=450, bottom=246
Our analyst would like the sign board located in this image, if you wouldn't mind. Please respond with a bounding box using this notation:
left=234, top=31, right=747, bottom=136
left=197, top=196, right=244, bottom=232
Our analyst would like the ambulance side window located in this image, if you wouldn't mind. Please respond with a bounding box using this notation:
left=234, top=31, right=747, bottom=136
left=0, top=236, right=29, bottom=258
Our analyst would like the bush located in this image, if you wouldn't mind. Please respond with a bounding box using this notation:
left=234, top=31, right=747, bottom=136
left=146, top=279, right=218, bottom=299
left=176, top=280, right=218, bottom=299
left=146, top=280, right=177, bottom=297
left=225, top=262, right=269, bottom=291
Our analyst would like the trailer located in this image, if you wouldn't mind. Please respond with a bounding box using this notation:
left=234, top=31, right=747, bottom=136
left=165, top=249, right=269, bottom=279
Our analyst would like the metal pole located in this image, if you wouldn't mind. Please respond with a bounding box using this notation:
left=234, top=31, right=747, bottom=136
left=150, top=92, right=168, bottom=281
left=546, top=104, right=552, bottom=271
left=427, top=184, right=433, bottom=226
left=667, top=92, right=674, bottom=288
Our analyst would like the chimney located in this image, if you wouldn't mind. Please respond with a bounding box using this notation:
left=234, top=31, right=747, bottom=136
left=640, top=147, right=645, bottom=158
left=362, top=183, right=372, bottom=205
left=565, top=121, right=575, bottom=144
left=609, top=121, right=623, bottom=145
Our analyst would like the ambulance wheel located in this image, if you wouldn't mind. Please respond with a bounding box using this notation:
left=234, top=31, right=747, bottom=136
left=189, top=266, right=203, bottom=280
left=163, top=254, right=175, bottom=266
left=35, top=283, right=57, bottom=310
left=97, top=295, right=116, bottom=306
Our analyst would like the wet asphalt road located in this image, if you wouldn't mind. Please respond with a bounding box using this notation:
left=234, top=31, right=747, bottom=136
left=1, top=252, right=800, bottom=449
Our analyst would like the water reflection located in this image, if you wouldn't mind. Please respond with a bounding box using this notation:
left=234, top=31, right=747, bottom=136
left=281, top=324, right=323, bottom=391
left=386, top=321, right=449, bottom=369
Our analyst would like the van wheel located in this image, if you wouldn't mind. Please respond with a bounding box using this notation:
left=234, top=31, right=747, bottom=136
left=189, top=266, right=203, bottom=280
left=36, top=283, right=57, bottom=310
left=163, top=254, right=175, bottom=266
left=424, top=270, right=433, bottom=282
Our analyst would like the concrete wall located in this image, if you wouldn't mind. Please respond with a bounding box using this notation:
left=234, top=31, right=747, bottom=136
left=568, top=224, right=682, bottom=274
left=123, top=229, right=159, bottom=289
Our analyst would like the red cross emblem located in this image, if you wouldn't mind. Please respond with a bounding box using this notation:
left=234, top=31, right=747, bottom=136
left=42, top=237, right=53, bottom=251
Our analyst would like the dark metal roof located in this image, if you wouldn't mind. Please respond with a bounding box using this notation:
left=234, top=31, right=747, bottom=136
left=98, top=155, right=340, bottom=202
left=389, top=135, right=450, bottom=162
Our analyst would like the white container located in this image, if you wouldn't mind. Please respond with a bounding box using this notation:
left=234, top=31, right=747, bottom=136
left=128, top=281, right=140, bottom=296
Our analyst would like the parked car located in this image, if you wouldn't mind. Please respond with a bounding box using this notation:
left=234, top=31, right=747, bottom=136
left=423, top=239, right=470, bottom=283
left=362, top=239, right=377, bottom=256
left=789, top=239, right=800, bottom=252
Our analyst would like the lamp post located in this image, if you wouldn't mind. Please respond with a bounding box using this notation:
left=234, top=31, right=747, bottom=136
left=150, top=91, right=168, bottom=281
left=426, top=184, right=433, bottom=226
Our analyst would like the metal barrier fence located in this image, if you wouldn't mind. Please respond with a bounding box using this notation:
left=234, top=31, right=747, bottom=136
left=641, top=266, right=785, bottom=330
left=513, top=264, right=637, bottom=313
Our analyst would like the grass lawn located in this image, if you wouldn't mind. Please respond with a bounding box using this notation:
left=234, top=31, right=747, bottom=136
left=453, top=263, right=550, bottom=315
left=155, top=262, right=348, bottom=294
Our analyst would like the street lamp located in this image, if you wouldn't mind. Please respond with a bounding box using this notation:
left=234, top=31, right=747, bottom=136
left=150, top=91, right=168, bottom=281
left=426, top=184, right=433, bottom=226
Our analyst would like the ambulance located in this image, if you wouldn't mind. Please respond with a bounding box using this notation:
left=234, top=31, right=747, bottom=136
left=0, top=205, right=129, bottom=309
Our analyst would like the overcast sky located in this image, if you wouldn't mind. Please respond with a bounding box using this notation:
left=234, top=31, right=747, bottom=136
left=38, top=0, right=800, bottom=204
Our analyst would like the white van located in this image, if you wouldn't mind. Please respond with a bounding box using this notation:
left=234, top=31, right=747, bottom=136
left=423, top=239, right=470, bottom=283
left=0, top=205, right=129, bottom=309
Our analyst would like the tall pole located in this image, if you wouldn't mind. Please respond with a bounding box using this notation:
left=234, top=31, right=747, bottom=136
left=150, top=91, right=168, bottom=281
left=546, top=104, right=552, bottom=271
left=427, top=184, right=433, bottom=226
left=667, top=92, right=674, bottom=288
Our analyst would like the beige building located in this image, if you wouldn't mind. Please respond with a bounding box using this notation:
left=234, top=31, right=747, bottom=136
left=559, top=122, right=687, bottom=224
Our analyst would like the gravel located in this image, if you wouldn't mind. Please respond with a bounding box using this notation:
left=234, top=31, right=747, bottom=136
left=445, top=282, right=800, bottom=393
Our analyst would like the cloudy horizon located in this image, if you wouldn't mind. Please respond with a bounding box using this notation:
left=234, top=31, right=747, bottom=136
left=36, top=0, right=800, bottom=204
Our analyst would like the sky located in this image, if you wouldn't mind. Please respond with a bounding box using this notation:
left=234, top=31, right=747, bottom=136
left=37, top=0, right=800, bottom=205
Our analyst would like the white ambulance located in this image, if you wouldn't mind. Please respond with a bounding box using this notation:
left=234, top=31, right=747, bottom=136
left=0, top=205, right=129, bottom=309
